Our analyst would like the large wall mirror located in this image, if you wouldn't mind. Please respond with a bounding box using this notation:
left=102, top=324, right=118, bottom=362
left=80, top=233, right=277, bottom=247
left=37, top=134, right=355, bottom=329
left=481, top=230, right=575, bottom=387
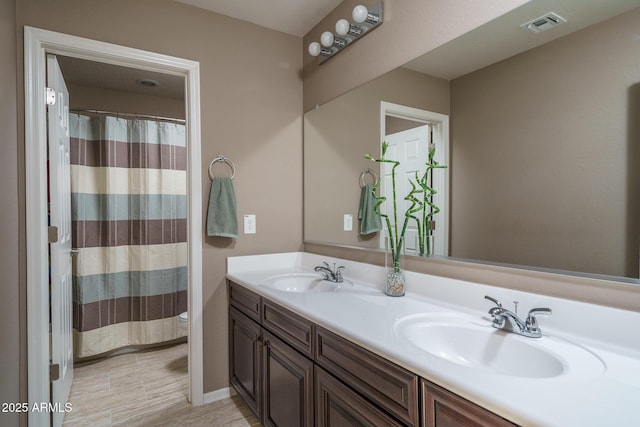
left=304, top=0, right=640, bottom=283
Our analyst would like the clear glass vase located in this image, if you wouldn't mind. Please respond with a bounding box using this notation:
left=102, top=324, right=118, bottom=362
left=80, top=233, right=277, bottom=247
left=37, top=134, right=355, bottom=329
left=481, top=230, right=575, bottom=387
left=384, top=237, right=406, bottom=297
left=385, top=268, right=405, bottom=297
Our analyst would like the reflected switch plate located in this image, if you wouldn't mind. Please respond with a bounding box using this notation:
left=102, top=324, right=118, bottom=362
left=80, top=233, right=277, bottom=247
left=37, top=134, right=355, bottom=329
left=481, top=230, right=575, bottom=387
left=344, top=214, right=353, bottom=231
left=244, top=214, right=256, bottom=234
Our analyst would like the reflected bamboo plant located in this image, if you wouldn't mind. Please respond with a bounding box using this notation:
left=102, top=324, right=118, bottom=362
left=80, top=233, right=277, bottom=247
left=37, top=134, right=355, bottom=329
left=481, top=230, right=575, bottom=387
left=414, top=142, right=447, bottom=256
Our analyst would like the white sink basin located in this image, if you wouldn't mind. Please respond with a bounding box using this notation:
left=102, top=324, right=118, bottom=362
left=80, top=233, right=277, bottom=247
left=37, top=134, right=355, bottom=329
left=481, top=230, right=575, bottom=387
left=394, top=313, right=605, bottom=379
left=263, top=273, right=349, bottom=293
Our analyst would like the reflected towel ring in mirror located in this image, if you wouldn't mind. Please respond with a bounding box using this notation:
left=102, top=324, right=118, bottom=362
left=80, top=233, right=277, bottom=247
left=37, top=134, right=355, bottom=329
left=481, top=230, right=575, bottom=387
left=359, top=168, right=377, bottom=188
left=208, top=155, right=236, bottom=180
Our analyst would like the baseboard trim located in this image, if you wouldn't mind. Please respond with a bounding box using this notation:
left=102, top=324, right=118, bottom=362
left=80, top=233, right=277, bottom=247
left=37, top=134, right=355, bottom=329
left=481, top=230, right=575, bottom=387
left=202, top=386, right=236, bottom=405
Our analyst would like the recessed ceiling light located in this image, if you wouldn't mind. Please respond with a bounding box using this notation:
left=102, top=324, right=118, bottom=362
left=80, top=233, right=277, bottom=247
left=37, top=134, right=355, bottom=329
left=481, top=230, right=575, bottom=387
left=136, top=78, right=159, bottom=87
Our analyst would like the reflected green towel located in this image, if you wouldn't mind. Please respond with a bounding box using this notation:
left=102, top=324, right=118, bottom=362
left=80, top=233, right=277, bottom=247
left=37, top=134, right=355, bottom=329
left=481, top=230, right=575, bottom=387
left=207, top=177, right=238, bottom=238
left=358, top=184, right=382, bottom=235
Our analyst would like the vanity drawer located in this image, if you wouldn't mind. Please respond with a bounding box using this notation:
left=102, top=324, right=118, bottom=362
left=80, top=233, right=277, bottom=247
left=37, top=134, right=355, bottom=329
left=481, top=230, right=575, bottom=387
left=316, top=367, right=404, bottom=427
left=229, top=281, right=262, bottom=322
left=315, top=326, right=419, bottom=426
left=422, top=380, right=518, bottom=427
left=262, top=300, right=315, bottom=358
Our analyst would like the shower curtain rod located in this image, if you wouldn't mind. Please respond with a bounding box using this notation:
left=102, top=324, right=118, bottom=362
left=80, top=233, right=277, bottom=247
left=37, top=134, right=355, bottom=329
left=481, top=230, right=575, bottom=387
left=70, top=108, right=186, bottom=124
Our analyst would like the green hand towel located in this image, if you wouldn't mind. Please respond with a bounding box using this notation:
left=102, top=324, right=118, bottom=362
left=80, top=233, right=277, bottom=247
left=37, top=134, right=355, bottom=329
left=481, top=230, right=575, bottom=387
left=207, top=177, right=238, bottom=238
left=358, top=184, right=382, bottom=235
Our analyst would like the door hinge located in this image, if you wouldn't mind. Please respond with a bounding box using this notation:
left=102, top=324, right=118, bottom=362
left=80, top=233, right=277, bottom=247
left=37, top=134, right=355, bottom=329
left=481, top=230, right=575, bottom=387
left=50, top=364, right=60, bottom=382
left=48, top=226, right=58, bottom=243
left=46, top=87, right=56, bottom=106
left=427, top=220, right=436, bottom=231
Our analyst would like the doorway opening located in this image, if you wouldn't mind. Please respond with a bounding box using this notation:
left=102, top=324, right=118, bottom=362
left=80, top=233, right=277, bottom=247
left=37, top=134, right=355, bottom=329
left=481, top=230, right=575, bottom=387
left=59, top=55, right=188, bottom=360
left=24, top=26, right=203, bottom=427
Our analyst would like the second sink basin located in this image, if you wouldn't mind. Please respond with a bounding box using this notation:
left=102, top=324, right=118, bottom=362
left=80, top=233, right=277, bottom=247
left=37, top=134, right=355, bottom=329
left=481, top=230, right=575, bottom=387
left=263, top=273, right=348, bottom=293
left=394, top=313, right=605, bottom=379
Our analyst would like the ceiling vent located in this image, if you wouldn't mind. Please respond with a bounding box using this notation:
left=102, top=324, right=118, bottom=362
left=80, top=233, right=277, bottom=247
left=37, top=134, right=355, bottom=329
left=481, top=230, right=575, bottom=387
left=521, top=12, right=567, bottom=33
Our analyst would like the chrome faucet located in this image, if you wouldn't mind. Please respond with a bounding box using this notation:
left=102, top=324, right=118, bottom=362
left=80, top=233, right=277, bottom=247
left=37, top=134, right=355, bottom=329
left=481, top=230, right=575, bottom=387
left=314, top=261, right=345, bottom=283
left=484, top=295, right=552, bottom=338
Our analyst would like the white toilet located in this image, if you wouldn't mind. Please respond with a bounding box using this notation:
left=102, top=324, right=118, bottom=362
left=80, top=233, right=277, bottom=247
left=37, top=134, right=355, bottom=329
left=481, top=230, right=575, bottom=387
left=179, top=311, right=188, bottom=333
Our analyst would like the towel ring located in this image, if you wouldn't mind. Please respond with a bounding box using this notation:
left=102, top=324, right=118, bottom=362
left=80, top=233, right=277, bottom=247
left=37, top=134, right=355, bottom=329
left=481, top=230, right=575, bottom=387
left=208, top=156, right=236, bottom=181
left=359, top=168, right=378, bottom=188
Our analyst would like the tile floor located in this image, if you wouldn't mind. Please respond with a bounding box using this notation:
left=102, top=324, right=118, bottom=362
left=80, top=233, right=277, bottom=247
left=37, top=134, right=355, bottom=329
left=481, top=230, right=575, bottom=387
left=63, top=343, right=260, bottom=426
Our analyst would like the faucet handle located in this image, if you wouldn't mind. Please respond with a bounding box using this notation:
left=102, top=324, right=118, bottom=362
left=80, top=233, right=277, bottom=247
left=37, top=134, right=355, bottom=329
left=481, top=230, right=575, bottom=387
left=335, top=265, right=345, bottom=282
left=484, top=295, right=502, bottom=308
left=525, top=308, right=552, bottom=336
left=527, top=307, right=552, bottom=318
left=484, top=295, right=504, bottom=321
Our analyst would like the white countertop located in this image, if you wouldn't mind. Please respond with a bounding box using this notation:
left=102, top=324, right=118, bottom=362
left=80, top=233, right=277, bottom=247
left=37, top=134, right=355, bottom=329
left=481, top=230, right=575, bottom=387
left=227, top=252, right=640, bottom=427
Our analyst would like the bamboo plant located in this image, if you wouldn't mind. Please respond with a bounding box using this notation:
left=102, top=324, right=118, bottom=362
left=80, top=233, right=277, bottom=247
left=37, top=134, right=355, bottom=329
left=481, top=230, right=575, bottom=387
left=366, top=141, right=447, bottom=263
left=365, top=142, right=422, bottom=272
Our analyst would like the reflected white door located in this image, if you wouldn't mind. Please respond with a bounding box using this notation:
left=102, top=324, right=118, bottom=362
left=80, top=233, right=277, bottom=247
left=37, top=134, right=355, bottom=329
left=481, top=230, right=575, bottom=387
left=381, top=124, right=448, bottom=255
left=47, top=54, right=73, bottom=427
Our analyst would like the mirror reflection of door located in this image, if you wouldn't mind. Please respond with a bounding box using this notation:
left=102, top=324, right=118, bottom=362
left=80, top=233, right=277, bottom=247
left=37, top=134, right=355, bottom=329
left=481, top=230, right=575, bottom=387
left=380, top=102, right=450, bottom=257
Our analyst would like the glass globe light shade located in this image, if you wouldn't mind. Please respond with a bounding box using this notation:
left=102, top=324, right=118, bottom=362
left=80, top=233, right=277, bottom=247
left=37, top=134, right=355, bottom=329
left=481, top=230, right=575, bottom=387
left=308, top=42, right=321, bottom=57
left=335, top=19, right=350, bottom=36
left=352, top=5, right=369, bottom=23
left=320, top=31, right=335, bottom=47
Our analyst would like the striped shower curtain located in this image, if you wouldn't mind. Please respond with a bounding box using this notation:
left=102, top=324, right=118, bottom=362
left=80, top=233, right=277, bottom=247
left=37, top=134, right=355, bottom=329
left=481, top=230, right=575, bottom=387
left=69, top=113, right=188, bottom=358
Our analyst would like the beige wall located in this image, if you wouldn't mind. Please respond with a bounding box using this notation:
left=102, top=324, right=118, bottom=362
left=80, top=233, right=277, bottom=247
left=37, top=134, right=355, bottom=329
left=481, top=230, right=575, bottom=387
left=1, top=0, right=23, bottom=425
left=67, top=84, right=186, bottom=119
left=302, top=0, right=529, bottom=111
left=450, top=7, right=640, bottom=277
left=304, top=67, right=448, bottom=246
left=15, top=0, right=302, bottom=398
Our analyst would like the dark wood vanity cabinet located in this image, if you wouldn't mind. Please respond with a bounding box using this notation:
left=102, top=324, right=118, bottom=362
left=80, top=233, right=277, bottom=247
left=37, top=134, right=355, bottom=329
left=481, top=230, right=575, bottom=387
left=229, top=282, right=314, bottom=426
left=262, top=330, right=314, bottom=427
left=229, top=281, right=519, bottom=427
left=229, top=305, right=262, bottom=418
left=421, top=380, right=517, bottom=427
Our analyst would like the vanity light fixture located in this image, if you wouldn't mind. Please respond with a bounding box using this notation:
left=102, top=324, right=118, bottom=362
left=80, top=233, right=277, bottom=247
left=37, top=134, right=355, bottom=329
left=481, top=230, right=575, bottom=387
left=308, top=1, right=383, bottom=64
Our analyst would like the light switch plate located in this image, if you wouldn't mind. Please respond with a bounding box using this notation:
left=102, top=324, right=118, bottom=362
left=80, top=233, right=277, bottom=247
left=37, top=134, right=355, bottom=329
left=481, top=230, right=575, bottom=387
left=343, top=214, right=353, bottom=231
left=244, top=214, right=256, bottom=234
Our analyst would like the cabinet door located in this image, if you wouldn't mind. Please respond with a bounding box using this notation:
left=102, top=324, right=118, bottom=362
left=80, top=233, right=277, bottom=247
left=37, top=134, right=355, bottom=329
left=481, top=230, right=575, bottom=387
left=229, top=306, right=262, bottom=418
left=263, top=331, right=314, bottom=427
left=315, top=367, right=404, bottom=427
left=422, top=380, right=518, bottom=427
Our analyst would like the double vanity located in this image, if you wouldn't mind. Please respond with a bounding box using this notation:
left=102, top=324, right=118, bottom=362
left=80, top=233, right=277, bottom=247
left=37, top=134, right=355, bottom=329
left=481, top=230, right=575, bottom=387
left=226, top=252, right=640, bottom=426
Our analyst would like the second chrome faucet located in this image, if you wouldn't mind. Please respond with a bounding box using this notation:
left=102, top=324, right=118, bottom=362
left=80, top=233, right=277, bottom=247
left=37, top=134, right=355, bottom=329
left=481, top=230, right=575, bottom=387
left=314, top=261, right=345, bottom=283
left=484, top=295, right=552, bottom=338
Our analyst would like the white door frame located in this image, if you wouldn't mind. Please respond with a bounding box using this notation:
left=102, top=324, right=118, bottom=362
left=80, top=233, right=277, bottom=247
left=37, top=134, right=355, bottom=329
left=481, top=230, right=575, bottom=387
left=24, top=26, right=204, bottom=426
left=380, top=101, right=450, bottom=256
